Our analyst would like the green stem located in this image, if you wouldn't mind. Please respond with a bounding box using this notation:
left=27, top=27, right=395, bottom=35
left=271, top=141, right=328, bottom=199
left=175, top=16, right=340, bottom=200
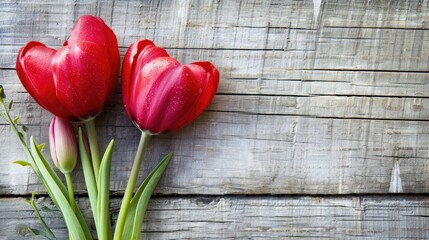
left=1, top=90, right=93, bottom=239
left=65, top=172, right=76, bottom=213
left=78, top=128, right=99, bottom=232
left=27, top=193, right=56, bottom=240
left=65, top=172, right=76, bottom=240
left=0, top=96, right=35, bottom=166
left=113, top=132, right=151, bottom=240
left=85, top=119, right=101, bottom=183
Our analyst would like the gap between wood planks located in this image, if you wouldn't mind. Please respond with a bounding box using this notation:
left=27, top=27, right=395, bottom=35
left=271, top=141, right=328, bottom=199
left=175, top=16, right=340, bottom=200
left=4, top=192, right=429, bottom=199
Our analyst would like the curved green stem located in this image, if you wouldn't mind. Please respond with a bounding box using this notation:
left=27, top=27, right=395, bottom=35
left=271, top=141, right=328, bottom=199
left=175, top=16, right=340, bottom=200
left=113, top=132, right=151, bottom=240
left=0, top=93, right=34, bottom=167
left=27, top=192, right=56, bottom=240
left=65, top=172, right=76, bottom=213
left=1, top=88, right=92, bottom=239
left=85, top=119, right=101, bottom=183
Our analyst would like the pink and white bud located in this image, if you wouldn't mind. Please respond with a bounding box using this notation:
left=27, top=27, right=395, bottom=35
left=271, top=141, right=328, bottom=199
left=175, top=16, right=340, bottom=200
left=49, top=117, right=78, bottom=173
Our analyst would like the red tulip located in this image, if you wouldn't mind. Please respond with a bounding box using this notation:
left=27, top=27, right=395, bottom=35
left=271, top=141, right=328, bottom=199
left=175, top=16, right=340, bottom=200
left=16, top=15, right=119, bottom=120
left=122, top=39, right=219, bottom=134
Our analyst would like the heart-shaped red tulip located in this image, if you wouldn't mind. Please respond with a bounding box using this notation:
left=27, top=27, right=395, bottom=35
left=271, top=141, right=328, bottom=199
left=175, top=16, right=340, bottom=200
left=16, top=15, right=120, bottom=120
left=122, top=39, right=219, bottom=134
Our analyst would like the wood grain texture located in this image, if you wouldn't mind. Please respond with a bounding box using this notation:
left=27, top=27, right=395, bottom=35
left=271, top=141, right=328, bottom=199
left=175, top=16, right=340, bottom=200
left=2, top=102, right=429, bottom=195
left=1, top=195, right=429, bottom=239
left=1, top=0, right=429, bottom=238
left=1, top=0, right=429, bottom=196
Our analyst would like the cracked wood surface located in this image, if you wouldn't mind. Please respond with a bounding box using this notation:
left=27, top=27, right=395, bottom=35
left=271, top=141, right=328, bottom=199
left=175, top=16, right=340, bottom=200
left=1, top=0, right=429, bottom=239
left=2, top=195, right=429, bottom=240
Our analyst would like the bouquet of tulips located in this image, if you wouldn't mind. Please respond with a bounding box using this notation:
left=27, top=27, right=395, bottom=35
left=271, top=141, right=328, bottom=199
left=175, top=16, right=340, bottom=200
left=0, top=15, right=219, bottom=239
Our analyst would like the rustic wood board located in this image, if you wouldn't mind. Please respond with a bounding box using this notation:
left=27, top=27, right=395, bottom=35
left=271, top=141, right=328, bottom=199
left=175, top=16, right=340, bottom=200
left=1, top=0, right=429, bottom=238
left=2, top=102, right=429, bottom=195
left=1, top=195, right=429, bottom=239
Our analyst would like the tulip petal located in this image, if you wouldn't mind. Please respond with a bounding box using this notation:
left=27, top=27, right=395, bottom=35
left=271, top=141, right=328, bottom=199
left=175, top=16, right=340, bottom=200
left=155, top=65, right=205, bottom=133
left=49, top=117, right=58, bottom=167
left=122, top=40, right=220, bottom=134
left=51, top=41, right=112, bottom=119
left=182, top=62, right=220, bottom=124
left=160, top=63, right=219, bottom=133
left=130, top=57, right=182, bottom=133
left=64, top=15, right=119, bottom=52
left=122, top=39, right=169, bottom=117
left=50, top=117, right=78, bottom=173
left=66, top=15, right=120, bottom=113
left=16, top=42, right=75, bottom=120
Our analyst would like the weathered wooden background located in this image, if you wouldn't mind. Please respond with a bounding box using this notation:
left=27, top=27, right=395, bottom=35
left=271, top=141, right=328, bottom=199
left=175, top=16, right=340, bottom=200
left=1, top=0, right=429, bottom=239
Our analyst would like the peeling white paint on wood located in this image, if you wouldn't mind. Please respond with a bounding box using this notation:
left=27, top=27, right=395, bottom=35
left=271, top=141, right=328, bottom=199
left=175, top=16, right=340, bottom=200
left=312, top=0, right=323, bottom=23
left=389, top=160, right=404, bottom=193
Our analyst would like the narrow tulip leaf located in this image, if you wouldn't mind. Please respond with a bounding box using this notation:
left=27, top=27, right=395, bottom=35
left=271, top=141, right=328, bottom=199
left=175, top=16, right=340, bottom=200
left=30, top=137, right=91, bottom=240
left=13, top=160, right=31, bottom=167
left=78, top=128, right=99, bottom=230
left=130, top=152, right=173, bottom=240
left=97, top=139, right=114, bottom=240
left=0, top=90, right=89, bottom=239
left=31, top=138, right=68, bottom=199
left=121, top=152, right=173, bottom=240
left=31, top=137, right=93, bottom=239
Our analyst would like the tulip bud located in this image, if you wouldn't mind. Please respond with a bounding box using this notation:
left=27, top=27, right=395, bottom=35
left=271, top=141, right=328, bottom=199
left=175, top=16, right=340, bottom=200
left=49, top=117, right=78, bottom=173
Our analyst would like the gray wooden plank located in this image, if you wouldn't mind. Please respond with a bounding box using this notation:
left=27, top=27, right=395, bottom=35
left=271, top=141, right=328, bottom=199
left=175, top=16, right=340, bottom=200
left=1, top=1, right=429, bottom=71
left=1, top=110, right=429, bottom=195
left=2, top=34, right=429, bottom=73
left=1, top=85, right=429, bottom=123
left=0, top=0, right=428, bottom=197
left=1, top=0, right=428, bottom=239
left=2, top=1, right=429, bottom=47
left=1, top=195, right=429, bottom=239
left=3, top=68, right=429, bottom=98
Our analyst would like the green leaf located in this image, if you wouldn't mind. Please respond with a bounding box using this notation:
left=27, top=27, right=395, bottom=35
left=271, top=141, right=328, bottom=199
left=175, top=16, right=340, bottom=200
left=78, top=128, right=99, bottom=230
left=13, top=160, right=31, bottom=167
left=122, top=153, right=173, bottom=240
left=37, top=143, right=45, bottom=152
left=41, top=206, right=55, bottom=212
left=25, top=192, right=56, bottom=240
left=21, top=125, right=28, bottom=132
left=8, top=100, right=13, bottom=110
left=30, top=137, right=90, bottom=240
left=13, top=116, right=19, bottom=124
left=0, top=85, right=5, bottom=99
left=127, top=152, right=173, bottom=240
left=97, top=139, right=114, bottom=240
left=30, top=137, right=93, bottom=239
left=31, top=140, right=68, bottom=200
left=28, top=227, right=55, bottom=239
